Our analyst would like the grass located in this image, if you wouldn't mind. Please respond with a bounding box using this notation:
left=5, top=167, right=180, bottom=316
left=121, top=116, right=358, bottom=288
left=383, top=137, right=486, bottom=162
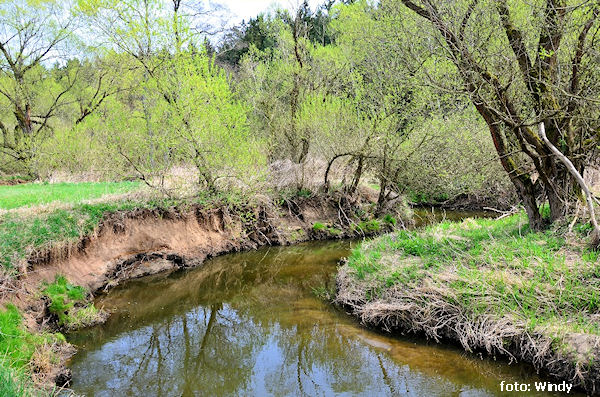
left=312, top=222, right=326, bottom=231
left=40, top=275, right=102, bottom=329
left=0, top=181, right=140, bottom=210
left=0, top=305, right=64, bottom=397
left=42, top=276, right=87, bottom=326
left=353, top=219, right=381, bottom=233
left=0, top=305, right=40, bottom=368
left=312, top=222, right=342, bottom=236
left=346, top=213, right=600, bottom=336
left=338, top=213, right=600, bottom=391
left=0, top=361, right=36, bottom=397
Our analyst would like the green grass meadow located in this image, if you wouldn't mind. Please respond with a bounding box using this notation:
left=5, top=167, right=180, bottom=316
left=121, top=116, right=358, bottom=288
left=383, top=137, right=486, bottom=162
left=0, top=181, right=140, bottom=210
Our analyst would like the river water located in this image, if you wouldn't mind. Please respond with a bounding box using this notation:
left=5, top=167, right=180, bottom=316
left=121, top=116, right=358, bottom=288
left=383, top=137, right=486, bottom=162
left=67, top=213, right=575, bottom=396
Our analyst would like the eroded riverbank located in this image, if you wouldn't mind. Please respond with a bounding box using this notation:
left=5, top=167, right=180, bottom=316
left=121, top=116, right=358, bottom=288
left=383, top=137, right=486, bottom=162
left=3, top=190, right=405, bottom=389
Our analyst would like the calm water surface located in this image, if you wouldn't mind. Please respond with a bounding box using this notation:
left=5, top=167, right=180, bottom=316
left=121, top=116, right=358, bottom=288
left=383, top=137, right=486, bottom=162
left=68, top=215, right=575, bottom=396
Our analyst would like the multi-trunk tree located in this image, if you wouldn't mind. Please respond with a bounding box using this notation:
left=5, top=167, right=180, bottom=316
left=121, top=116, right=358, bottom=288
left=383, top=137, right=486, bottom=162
left=0, top=1, right=75, bottom=174
left=394, top=0, right=600, bottom=231
left=0, top=0, right=129, bottom=175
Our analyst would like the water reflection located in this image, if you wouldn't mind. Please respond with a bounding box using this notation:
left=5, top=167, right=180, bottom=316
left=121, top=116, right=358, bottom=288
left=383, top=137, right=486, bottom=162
left=68, top=241, right=574, bottom=396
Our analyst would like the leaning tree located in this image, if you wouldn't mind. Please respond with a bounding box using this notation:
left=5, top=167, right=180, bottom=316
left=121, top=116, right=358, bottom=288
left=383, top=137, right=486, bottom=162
left=392, top=0, right=600, bottom=232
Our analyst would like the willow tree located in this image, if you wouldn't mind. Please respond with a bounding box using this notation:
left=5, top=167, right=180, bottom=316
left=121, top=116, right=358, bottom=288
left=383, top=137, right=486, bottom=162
left=0, top=0, right=129, bottom=176
left=328, top=0, right=430, bottom=210
left=394, top=0, right=600, bottom=230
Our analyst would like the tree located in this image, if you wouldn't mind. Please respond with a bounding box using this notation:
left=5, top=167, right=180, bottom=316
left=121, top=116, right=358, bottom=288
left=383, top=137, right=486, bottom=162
left=217, top=0, right=344, bottom=68
left=394, top=0, right=600, bottom=230
left=0, top=0, right=76, bottom=174
left=329, top=0, right=431, bottom=210
left=236, top=8, right=315, bottom=166
left=78, top=0, right=263, bottom=192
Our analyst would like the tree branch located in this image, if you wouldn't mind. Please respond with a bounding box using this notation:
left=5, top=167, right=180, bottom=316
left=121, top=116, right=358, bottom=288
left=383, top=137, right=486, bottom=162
left=539, top=121, right=599, bottom=247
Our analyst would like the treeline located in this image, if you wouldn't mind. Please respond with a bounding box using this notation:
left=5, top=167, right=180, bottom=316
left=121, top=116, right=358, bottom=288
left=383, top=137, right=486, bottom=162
left=1, top=0, right=598, bottom=232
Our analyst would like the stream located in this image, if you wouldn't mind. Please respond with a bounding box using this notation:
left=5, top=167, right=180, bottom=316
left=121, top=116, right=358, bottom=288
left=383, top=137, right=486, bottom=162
left=67, top=211, right=575, bottom=396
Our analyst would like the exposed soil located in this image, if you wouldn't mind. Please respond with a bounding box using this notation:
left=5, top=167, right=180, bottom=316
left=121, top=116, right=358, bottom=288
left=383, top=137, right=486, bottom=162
left=0, top=178, right=30, bottom=186
left=5, top=190, right=400, bottom=390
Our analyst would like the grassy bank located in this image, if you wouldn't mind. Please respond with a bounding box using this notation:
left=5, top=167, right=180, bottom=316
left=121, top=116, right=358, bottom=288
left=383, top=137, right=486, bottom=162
left=336, top=213, right=600, bottom=393
left=0, top=303, right=67, bottom=396
left=0, top=197, right=176, bottom=275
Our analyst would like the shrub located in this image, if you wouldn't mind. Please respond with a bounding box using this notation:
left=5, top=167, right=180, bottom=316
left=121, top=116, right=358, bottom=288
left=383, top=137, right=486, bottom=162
left=357, top=219, right=381, bottom=233
left=383, top=214, right=397, bottom=226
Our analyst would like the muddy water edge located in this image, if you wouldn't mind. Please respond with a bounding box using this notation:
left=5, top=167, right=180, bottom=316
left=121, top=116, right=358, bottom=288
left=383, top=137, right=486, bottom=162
left=65, top=211, right=578, bottom=396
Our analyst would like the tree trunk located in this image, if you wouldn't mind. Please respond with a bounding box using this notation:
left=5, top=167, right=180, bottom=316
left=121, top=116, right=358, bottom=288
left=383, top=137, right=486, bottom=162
left=376, top=178, right=387, bottom=215
left=545, top=181, right=568, bottom=222
left=348, top=155, right=364, bottom=195
left=539, top=122, right=599, bottom=248
left=324, top=153, right=352, bottom=191
left=518, top=180, right=544, bottom=231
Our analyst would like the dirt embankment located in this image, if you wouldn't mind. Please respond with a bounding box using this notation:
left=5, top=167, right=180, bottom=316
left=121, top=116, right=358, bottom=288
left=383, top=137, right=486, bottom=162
left=8, top=191, right=402, bottom=388
left=21, top=193, right=392, bottom=293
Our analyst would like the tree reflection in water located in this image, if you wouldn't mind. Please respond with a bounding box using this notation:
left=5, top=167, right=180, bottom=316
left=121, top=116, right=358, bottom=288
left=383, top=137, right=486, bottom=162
left=68, top=241, right=565, bottom=397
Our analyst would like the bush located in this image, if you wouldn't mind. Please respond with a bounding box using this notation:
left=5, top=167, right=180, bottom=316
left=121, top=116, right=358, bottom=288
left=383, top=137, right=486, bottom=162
left=383, top=214, right=397, bottom=226
left=357, top=219, right=381, bottom=233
